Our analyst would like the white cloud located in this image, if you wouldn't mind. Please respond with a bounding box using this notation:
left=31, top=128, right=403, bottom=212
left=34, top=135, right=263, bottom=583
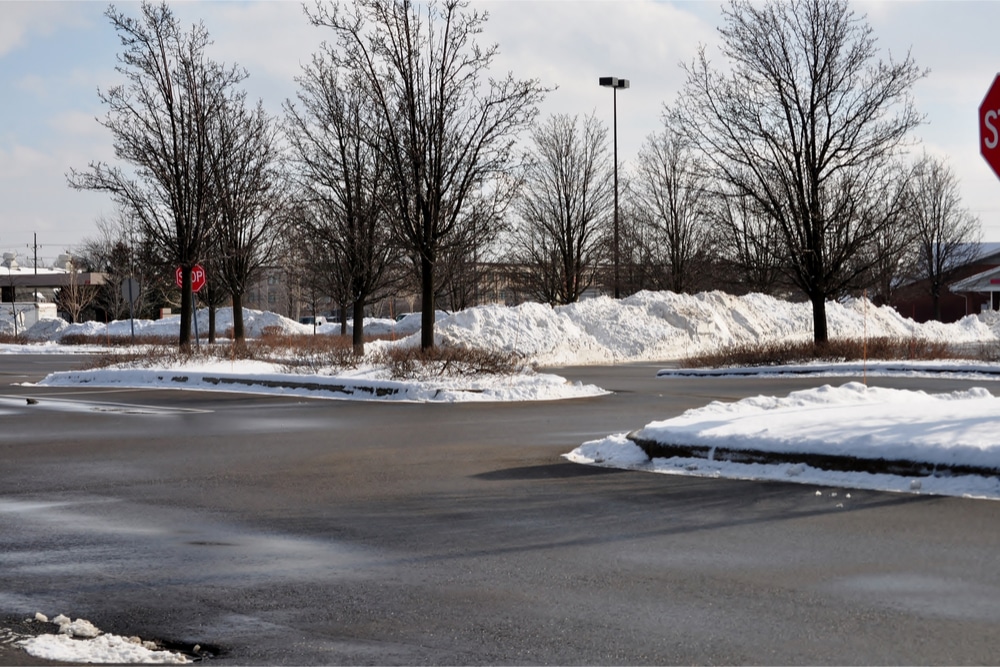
left=47, top=110, right=109, bottom=142
left=0, top=2, right=92, bottom=58
left=9, top=0, right=1000, bottom=249
left=0, top=139, right=113, bottom=252
left=479, top=0, right=721, bottom=160
left=166, top=1, right=324, bottom=114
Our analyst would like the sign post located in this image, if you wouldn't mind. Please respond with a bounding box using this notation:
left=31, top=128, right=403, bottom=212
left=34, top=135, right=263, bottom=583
left=120, top=276, right=141, bottom=344
left=175, top=265, right=206, bottom=347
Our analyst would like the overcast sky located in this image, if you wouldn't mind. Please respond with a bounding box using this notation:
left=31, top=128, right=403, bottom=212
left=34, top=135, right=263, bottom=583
left=4, top=0, right=1000, bottom=267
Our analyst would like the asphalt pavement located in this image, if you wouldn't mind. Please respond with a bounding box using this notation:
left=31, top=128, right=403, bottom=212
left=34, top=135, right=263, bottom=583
left=2, top=355, right=1000, bottom=664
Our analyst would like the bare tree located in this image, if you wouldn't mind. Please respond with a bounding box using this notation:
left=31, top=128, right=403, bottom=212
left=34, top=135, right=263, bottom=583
left=285, top=215, right=350, bottom=333
left=846, top=161, right=916, bottom=305
left=68, top=1, right=247, bottom=349
left=907, top=154, right=982, bottom=320
left=80, top=214, right=138, bottom=321
left=210, top=92, right=284, bottom=342
left=307, top=0, right=546, bottom=348
left=708, top=189, right=786, bottom=294
left=617, top=193, right=670, bottom=294
left=633, top=124, right=713, bottom=294
left=512, top=113, right=612, bottom=305
left=433, top=187, right=510, bottom=310
left=286, top=60, right=398, bottom=353
left=674, top=0, right=924, bottom=343
left=56, top=257, right=101, bottom=324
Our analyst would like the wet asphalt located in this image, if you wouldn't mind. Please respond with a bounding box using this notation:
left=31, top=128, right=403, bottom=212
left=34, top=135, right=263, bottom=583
left=1, top=355, right=1000, bottom=664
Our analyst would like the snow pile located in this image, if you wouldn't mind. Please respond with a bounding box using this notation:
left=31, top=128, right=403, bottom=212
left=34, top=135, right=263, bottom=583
left=21, top=307, right=437, bottom=343
left=18, top=613, right=190, bottom=664
left=15, top=292, right=1000, bottom=365
left=565, top=383, right=1000, bottom=499
left=432, top=302, right=612, bottom=365
left=38, top=366, right=607, bottom=403
left=51, top=614, right=101, bottom=639
left=429, top=292, right=999, bottom=366
left=634, top=383, right=1000, bottom=468
left=23, top=308, right=306, bottom=342
left=20, top=317, right=70, bottom=341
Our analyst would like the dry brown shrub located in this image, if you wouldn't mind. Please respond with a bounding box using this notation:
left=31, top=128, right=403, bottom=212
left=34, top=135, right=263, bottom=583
left=83, top=331, right=366, bottom=374
left=88, top=345, right=186, bottom=369
left=372, top=344, right=526, bottom=380
left=59, top=333, right=175, bottom=346
left=683, top=337, right=960, bottom=368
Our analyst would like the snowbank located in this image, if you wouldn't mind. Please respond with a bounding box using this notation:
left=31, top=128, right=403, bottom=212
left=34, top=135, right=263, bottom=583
left=565, top=382, right=1000, bottom=500
left=13, top=292, right=1000, bottom=366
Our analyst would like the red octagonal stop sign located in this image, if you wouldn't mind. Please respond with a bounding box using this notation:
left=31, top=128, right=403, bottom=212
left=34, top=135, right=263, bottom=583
left=175, top=264, right=207, bottom=293
left=980, top=74, right=1000, bottom=180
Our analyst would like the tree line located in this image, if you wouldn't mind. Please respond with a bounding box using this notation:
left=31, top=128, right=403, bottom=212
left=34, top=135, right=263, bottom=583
left=68, top=0, right=982, bottom=350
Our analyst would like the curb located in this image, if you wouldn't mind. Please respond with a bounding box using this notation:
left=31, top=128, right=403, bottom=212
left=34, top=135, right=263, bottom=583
left=626, top=432, right=1000, bottom=479
left=193, top=375, right=400, bottom=397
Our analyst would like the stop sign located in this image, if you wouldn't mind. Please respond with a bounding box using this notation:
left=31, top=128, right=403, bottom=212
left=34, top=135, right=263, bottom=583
left=175, top=264, right=207, bottom=293
left=980, top=73, right=1000, bottom=180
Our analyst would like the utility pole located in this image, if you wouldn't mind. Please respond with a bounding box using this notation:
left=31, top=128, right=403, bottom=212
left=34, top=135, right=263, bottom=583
left=29, top=233, right=38, bottom=302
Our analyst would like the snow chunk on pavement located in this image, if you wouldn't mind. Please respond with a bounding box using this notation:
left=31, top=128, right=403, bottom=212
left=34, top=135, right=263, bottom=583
left=53, top=614, right=101, bottom=638
left=18, top=614, right=190, bottom=664
left=565, top=433, right=649, bottom=467
left=20, top=633, right=190, bottom=664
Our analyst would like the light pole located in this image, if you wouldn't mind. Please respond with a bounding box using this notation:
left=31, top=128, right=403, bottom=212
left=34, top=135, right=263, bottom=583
left=599, top=76, right=628, bottom=298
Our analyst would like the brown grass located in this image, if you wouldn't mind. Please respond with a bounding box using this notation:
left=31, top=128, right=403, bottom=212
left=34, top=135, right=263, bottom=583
left=84, top=331, right=526, bottom=379
left=372, top=345, right=527, bottom=380
left=681, top=337, right=958, bottom=368
left=57, top=333, right=177, bottom=346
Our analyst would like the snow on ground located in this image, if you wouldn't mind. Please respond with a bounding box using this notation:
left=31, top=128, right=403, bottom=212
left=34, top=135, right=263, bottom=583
left=8, top=291, right=999, bottom=361
left=565, top=382, right=1000, bottom=501
left=9, top=291, right=1000, bottom=405
left=37, top=365, right=608, bottom=403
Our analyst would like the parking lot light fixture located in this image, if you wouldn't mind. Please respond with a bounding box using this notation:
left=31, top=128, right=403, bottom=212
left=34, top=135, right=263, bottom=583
left=599, top=76, right=629, bottom=298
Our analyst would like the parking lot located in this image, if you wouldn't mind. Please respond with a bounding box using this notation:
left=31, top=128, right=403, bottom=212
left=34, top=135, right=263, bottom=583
left=2, top=356, right=999, bottom=664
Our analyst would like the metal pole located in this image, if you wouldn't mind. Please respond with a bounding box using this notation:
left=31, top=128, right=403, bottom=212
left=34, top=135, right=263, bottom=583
left=127, top=278, right=135, bottom=345
left=192, top=278, right=200, bottom=350
left=33, top=233, right=37, bottom=303
left=599, top=76, right=628, bottom=300
left=612, top=86, right=620, bottom=299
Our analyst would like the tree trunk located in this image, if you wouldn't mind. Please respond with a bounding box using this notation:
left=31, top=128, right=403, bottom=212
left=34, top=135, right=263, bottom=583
left=931, top=285, right=942, bottom=321
left=179, top=268, right=192, bottom=350
left=420, top=253, right=435, bottom=350
left=352, top=298, right=365, bottom=355
left=811, top=293, right=829, bottom=345
left=232, top=291, right=245, bottom=341
left=208, top=303, right=216, bottom=344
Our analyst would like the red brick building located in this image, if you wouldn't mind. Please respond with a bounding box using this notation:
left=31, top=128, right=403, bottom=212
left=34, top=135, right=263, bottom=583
left=892, top=244, right=1000, bottom=322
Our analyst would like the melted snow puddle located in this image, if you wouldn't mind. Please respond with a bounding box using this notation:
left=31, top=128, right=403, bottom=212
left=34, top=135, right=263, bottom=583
left=0, top=394, right=209, bottom=415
